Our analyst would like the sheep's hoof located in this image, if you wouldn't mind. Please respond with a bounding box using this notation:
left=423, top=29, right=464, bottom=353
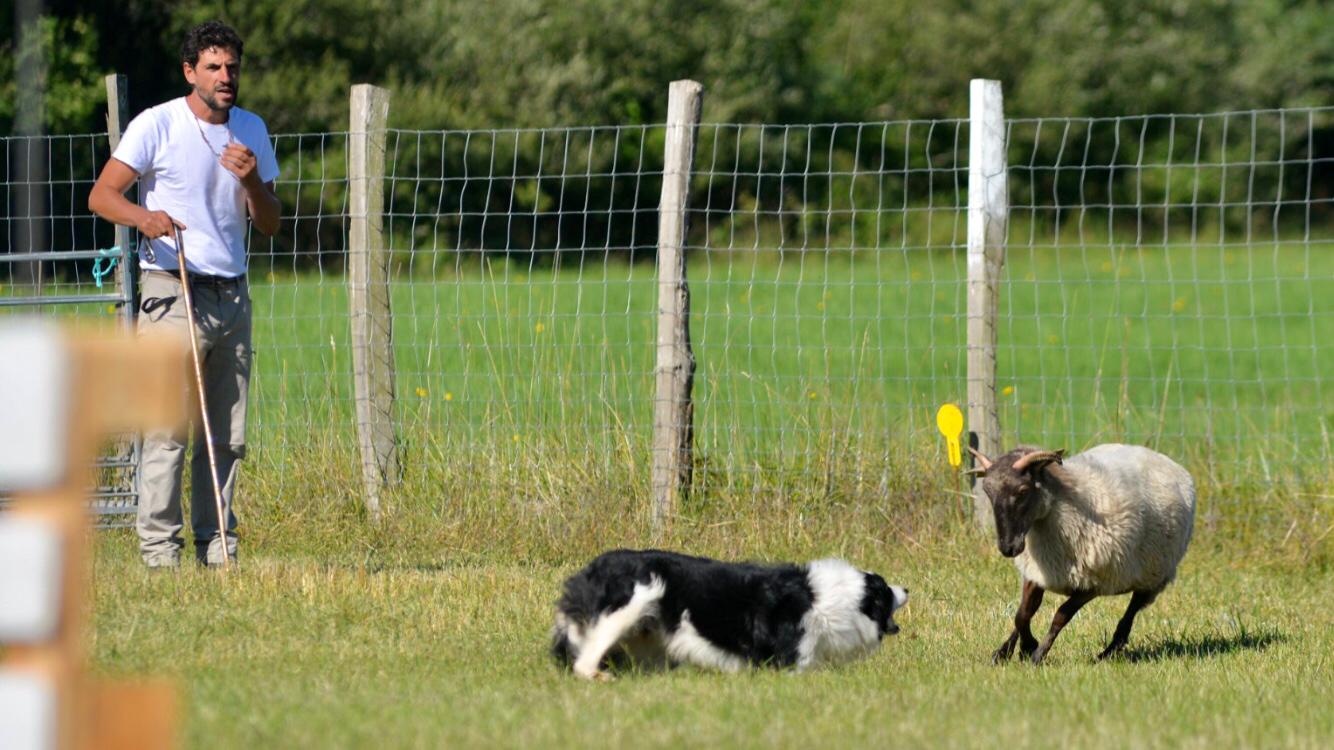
left=1029, top=648, right=1049, bottom=665
left=1018, top=638, right=1038, bottom=660
left=992, top=633, right=1019, bottom=664
left=1096, top=643, right=1126, bottom=661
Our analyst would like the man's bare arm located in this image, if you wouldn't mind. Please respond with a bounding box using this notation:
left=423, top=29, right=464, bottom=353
left=88, top=158, right=183, bottom=237
left=244, top=180, right=281, bottom=237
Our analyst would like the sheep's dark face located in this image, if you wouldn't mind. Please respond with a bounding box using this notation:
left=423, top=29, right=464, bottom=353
left=982, top=471, right=1043, bottom=557
left=971, top=447, right=1066, bottom=558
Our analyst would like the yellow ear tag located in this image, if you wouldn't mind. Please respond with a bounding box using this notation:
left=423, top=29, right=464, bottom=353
left=936, top=403, right=964, bottom=468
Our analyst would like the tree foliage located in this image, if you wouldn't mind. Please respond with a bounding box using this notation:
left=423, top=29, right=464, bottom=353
left=11, top=0, right=1324, bottom=134
left=0, top=14, right=106, bottom=132
left=4, top=0, right=1330, bottom=269
left=815, top=0, right=1332, bottom=120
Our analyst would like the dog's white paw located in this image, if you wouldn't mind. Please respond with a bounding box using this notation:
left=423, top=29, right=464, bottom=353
left=574, top=667, right=615, bottom=683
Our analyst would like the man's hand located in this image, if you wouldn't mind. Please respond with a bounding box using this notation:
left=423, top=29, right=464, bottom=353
left=136, top=210, right=186, bottom=239
left=223, top=140, right=281, bottom=236
left=221, top=142, right=261, bottom=187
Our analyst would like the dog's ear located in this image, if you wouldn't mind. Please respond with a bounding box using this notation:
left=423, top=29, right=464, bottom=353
left=550, top=613, right=580, bottom=667
left=551, top=630, right=575, bottom=667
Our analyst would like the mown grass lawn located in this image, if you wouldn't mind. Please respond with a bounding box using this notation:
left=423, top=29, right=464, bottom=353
left=90, top=527, right=1333, bottom=749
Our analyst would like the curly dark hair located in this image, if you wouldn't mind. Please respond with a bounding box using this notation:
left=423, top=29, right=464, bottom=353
left=181, top=20, right=244, bottom=67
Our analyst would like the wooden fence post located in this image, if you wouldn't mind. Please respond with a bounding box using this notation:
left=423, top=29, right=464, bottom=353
left=967, top=79, right=1008, bottom=527
left=651, top=80, right=703, bottom=534
left=105, top=74, right=135, bottom=332
left=348, top=84, right=398, bottom=520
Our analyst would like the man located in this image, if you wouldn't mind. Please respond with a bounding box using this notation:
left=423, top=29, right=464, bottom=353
left=89, top=20, right=280, bottom=568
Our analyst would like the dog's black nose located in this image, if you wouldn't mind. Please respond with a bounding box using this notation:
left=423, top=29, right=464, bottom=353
left=885, top=622, right=900, bottom=635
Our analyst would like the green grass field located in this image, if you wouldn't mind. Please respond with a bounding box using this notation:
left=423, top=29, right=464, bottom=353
left=7, top=239, right=1331, bottom=488
left=89, top=527, right=1333, bottom=749
left=10, top=240, right=1333, bottom=746
left=246, top=240, right=1334, bottom=507
left=92, top=237, right=1334, bottom=745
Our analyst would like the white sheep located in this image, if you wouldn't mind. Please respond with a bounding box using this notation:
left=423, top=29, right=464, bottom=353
left=968, top=443, right=1195, bottom=664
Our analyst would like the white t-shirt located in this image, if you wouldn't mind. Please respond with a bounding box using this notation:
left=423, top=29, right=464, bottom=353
left=113, top=97, right=280, bottom=277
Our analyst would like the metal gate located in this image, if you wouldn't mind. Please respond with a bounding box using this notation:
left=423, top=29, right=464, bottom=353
left=2, top=78, right=140, bottom=526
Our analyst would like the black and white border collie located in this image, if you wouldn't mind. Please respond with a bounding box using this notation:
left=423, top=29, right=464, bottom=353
left=551, top=549, right=908, bottom=680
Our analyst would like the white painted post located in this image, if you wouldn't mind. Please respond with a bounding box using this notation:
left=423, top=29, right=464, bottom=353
left=967, top=79, right=1007, bottom=527
left=651, top=80, right=703, bottom=534
left=348, top=84, right=398, bottom=520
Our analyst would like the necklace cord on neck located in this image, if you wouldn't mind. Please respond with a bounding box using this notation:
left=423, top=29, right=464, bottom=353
left=192, top=110, right=234, bottom=160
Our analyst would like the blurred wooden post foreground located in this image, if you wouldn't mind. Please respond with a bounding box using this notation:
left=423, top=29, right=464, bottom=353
left=0, top=322, right=187, bottom=750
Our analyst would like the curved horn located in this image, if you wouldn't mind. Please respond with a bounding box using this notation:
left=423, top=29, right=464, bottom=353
left=1012, top=449, right=1066, bottom=473
left=967, top=447, right=994, bottom=472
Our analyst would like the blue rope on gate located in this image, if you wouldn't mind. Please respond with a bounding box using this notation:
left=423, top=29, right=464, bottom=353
left=91, top=246, right=121, bottom=289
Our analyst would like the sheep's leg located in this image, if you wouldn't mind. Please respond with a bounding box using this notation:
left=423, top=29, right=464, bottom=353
left=1097, top=589, right=1159, bottom=660
left=1030, top=590, right=1095, bottom=665
left=1015, top=580, right=1045, bottom=658
left=993, top=579, right=1045, bottom=663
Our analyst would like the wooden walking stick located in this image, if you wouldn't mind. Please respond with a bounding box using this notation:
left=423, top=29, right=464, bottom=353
left=172, top=225, right=231, bottom=568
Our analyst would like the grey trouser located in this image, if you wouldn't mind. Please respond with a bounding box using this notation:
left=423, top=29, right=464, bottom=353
left=136, top=270, right=251, bottom=565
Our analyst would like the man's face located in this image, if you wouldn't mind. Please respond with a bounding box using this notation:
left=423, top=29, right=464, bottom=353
left=184, top=46, right=241, bottom=112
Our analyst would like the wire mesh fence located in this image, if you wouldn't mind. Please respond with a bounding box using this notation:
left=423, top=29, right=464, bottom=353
left=1001, top=109, right=1333, bottom=479
left=1, top=133, right=127, bottom=303
left=269, top=120, right=977, bottom=498
left=686, top=121, right=970, bottom=491
left=4, top=103, right=1332, bottom=519
left=1, top=133, right=139, bottom=523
